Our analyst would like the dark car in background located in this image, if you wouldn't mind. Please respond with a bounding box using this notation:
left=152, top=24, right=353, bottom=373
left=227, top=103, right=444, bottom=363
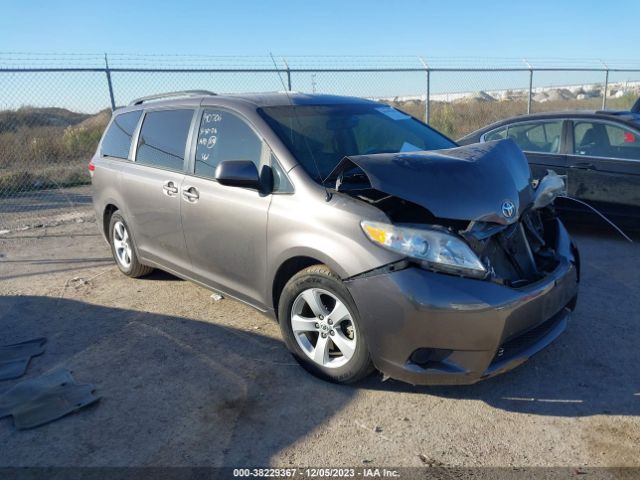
left=458, top=110, right=640, bottom=227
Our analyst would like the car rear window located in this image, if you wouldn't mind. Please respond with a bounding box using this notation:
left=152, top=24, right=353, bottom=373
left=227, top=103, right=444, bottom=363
left=101, top=110, right=142, bottom=159
left=135, top=109, right=194, bottom=171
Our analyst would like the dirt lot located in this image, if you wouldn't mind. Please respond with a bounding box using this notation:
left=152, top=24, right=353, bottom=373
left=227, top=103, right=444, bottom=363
left=0, top=185, right=93, bottom=232
left=0, top=218, right=638, bottom=470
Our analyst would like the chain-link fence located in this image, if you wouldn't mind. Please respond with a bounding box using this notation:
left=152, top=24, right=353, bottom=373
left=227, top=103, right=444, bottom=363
left=1, top=54, right=639, bottom=232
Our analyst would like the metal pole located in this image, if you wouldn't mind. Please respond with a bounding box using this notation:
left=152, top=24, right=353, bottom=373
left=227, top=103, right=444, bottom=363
left=419, top=57, right=430, bottom=123
left=282, top=57, right=292, bottom=91
left=602, top=68, right=609, bottom=110
left=104, top=54, right=116, bottom=111
left=522, top=59, right=533, bottom=114
left=528, top=69, right=533, bottom=114
left=426, top=69, right=430, bottom=124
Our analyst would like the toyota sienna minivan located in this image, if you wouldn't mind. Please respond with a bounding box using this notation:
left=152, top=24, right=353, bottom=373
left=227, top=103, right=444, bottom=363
left=91, top=91, right=580, bottom=385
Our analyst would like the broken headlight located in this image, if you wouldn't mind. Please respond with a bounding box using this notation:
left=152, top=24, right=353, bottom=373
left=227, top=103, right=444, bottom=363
left=361, top=221, right=487, bottom=279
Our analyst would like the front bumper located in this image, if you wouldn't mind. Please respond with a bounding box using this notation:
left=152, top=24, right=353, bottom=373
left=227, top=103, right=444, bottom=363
left=346, top=219, right=579, bottom=385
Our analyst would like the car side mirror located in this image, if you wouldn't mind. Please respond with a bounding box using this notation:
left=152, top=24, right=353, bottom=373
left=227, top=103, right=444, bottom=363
left=215, top=160, right=260, bottom=190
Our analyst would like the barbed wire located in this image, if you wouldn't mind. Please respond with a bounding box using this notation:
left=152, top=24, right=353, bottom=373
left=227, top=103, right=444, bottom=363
left=1, top=53, right=640, bottom=70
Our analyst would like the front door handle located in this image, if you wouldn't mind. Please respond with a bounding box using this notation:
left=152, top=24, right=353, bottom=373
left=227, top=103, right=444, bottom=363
left=571, top=162, right=596, bottom=170
left=182, top=186, right=200, bottom=203
left=162, top=181, right=179, bottom=196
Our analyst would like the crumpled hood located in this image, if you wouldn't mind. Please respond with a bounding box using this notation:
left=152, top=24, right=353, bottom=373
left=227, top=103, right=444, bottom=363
left=331, top=139, right=535, bottom=225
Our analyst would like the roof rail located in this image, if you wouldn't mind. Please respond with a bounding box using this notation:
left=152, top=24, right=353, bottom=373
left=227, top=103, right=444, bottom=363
left=128, top=90, right=217, bottom=106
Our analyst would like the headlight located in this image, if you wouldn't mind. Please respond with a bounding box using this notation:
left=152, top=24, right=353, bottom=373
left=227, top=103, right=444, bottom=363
left=361, top=221, right=487, bottom=278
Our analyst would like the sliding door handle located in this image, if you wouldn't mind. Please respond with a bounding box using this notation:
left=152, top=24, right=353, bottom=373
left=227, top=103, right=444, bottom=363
left=182, top=186, right=200, bottom=203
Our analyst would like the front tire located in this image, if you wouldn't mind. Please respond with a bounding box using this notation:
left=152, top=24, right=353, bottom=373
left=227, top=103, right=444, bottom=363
left=278, top=265, right=373, bottom=384
left=108, top=212, right=153, bottom=278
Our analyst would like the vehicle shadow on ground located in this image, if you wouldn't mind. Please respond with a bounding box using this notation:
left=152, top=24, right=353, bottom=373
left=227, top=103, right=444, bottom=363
left=362, top=225, right=640, bottom=418
left=0, top=295, right=355, bottom=467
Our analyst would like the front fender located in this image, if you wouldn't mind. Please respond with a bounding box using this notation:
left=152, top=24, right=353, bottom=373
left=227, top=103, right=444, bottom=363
left=265, top=191, right=401, bottom=310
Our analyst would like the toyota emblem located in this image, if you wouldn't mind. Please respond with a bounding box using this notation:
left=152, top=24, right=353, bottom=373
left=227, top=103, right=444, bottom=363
left=501, top=200, right=516, bottom=219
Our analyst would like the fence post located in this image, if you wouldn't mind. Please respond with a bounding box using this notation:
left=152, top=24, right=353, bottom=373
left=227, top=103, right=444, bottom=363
left=419, top=57, right=430, bottom=123
left=528, top=69, right=533, bottom=114
left=426, top=69, right=431, bottom=123
left=523, top=59, right=533, bottom=114
left=282, top=57, right=292, bottom=91
left=602, top=64, right=609, bottom=110
left=104, top=54, right=116, bottom=111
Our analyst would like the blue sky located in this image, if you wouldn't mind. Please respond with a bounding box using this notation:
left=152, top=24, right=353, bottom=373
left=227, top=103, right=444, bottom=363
left=2, top=0, right=639, bottom=60
left=1, top=1, right=639, bottom=112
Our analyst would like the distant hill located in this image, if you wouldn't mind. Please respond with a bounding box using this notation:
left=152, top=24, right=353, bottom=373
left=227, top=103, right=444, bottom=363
left=0, top=107, right=100, bottom=134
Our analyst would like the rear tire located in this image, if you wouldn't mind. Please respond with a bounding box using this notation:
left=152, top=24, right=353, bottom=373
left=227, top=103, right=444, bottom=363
left=278, top=265, right=373, bottom=384
left=108, top=212, right=153, bottom=278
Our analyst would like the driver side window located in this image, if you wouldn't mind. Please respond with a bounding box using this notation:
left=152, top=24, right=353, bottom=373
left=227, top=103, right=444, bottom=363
left=194, top=109, right=263, bottom=179
left=505, top=121, right=562, bottom=154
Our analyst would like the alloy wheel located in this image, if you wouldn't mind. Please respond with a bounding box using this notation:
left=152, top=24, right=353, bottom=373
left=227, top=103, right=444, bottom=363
left=112, top=221, right=132, bottom=269
left=290, top=288, right=357, bottom=369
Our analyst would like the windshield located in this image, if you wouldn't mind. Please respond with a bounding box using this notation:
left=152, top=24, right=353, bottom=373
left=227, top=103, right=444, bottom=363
left=259, top=104, right=456, bottom=182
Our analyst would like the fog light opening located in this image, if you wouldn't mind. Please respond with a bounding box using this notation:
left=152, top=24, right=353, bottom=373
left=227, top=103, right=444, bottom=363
left=409, top=348, right=453, bottom=368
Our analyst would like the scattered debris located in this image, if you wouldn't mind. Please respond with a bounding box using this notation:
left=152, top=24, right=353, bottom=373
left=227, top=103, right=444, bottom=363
left=418, top=454, right=445, bottom=467
left=355, top=421, right=392, bottom=442
left=210, top=292, right=224, bottom=302
left=69, top=277, right=90, bottom=288
left=0, top=338, right=47, bottom=381
left=0, top=369, right=99, bottom=430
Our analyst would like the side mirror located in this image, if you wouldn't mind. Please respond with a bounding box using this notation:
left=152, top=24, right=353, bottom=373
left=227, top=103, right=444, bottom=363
left=215, top=160, right=260, bottom=190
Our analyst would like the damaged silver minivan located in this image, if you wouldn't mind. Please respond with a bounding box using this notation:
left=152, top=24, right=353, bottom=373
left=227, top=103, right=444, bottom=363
left=91, top=91, right=580, bottom=385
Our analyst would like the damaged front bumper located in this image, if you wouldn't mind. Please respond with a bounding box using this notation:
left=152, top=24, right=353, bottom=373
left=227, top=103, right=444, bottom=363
left=345, top=219, right=579, bottom=385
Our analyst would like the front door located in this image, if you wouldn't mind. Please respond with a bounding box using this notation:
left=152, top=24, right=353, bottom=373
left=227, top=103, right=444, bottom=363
left=180, top=108, right=271, bottom=307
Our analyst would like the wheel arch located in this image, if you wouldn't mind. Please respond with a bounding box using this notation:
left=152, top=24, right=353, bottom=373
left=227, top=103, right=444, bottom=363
left=103, top=203, right=119, bottom=241
left=271, top=255, right=330, bottom=321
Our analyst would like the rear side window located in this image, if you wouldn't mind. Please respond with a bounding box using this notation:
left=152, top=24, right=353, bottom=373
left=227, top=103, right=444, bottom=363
left=574, top=121, right=640, bottom=160
left=136, top=109, right=194, bottom=171
left=194, top=109, right=263, bottom=179
left=101, top=110, right=142, bottom=159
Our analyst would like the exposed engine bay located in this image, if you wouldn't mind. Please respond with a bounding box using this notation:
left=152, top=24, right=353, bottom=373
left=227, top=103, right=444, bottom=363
left=328, top=139, right=570, bottom=287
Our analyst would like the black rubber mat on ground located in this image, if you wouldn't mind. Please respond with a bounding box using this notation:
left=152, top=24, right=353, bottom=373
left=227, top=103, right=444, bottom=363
left=0, top=338, right=47, bottom=381
left=0, top=369, right=99, bottom=429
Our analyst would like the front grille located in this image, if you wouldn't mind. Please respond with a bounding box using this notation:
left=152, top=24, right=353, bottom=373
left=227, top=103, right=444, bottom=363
left=465, top=209, right=560, bottom=287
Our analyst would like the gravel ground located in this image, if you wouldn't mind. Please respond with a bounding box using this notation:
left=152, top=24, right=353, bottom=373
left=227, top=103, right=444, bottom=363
left=0, top=219, right=638, bottom=471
